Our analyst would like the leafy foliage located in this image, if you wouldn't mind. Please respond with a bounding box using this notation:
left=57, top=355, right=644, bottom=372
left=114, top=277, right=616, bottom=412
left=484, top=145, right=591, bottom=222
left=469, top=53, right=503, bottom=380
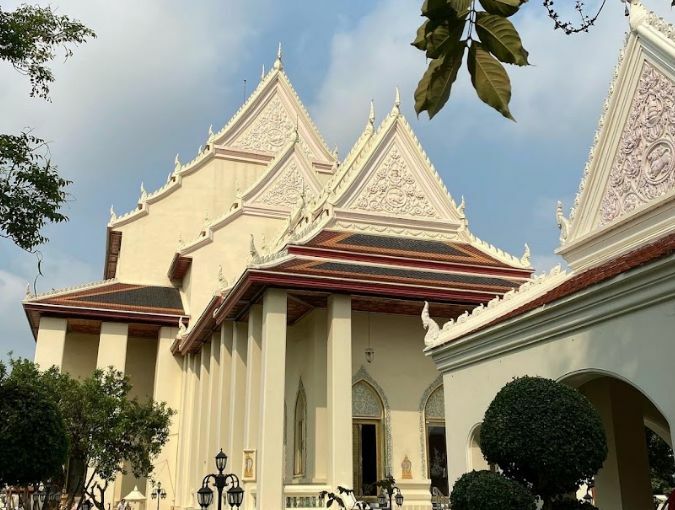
left=550, top=498, right=598, bottom=510
left=480, top=376, right=607, bottom=507
left=0, top=132, right=70, bottom=251
left=410, top=0, right=650, bottom=118
left=0, top=4, right=95, bottom=99
left=318, top=486, right=370, bottom=509
left=0, top=359, right=68, bottom=487
left=0, top=4, right=94, bottom=251
left=450, top=470, right=536, bottom=510
left=0, top=358, right=173, bottom=510
left=646, top=428, right=675, bottom=495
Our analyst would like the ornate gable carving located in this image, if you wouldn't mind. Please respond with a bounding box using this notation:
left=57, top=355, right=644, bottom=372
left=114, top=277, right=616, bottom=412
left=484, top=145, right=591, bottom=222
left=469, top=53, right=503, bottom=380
left=230, top=95, right=314, bottom=159
left=257, top=159, right=315, bottom=208
left=598, top=62, right=675, bottom=226
left=351, top=145, right=440, bottom=218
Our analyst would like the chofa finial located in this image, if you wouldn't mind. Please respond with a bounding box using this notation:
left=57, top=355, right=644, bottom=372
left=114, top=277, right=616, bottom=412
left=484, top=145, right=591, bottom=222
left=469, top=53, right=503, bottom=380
left=174, top=153, right=181, bottom=169
left=25, top=283, right=32, bottom=298
left=208, top=124, right=214, bottom=141
left=556, top=200, right=570, bottom=243
left=109, top=205, right=117, bottom=222
left=273, top=42, right=283, bottom=70
left=394, top=87, right=401, bottom=111
left=369, top=100, right=375, bottom=125
left=521, top=243, right=531, bottom=266
left=139, top=182, right=147, bottom=201
left=261, top=64, right=265, bottom=80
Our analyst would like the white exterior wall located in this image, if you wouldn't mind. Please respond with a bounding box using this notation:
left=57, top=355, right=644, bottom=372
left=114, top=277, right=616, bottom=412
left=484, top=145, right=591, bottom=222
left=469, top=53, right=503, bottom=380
left=430, top=257, right=675, bottom=501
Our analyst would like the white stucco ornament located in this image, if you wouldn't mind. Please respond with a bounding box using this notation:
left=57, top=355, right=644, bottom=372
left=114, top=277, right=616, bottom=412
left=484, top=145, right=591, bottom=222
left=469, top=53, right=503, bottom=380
left=178, top=317, right=187, bottom=338
left=556, top=200, right=570, bottom=242
left=259, top=161, right=313, bottom=207
left=421, top=301, right=455, bottom=346
left=598, top=62, right=675, bottom=226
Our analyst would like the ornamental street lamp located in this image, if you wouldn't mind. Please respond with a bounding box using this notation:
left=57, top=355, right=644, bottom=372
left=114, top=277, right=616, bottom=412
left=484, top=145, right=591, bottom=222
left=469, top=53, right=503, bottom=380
left=150, top=482, right=167, bottom=510
left=81, top=500, right=93, bottom=510
left=196, top=450, right=244, bottom=510
left=376, top=475, right=403, bottom=509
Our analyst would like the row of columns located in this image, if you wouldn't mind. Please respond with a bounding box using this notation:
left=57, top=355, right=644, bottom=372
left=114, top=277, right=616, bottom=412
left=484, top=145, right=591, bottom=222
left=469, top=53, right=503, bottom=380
left=175, top=289, right=355, bottom=510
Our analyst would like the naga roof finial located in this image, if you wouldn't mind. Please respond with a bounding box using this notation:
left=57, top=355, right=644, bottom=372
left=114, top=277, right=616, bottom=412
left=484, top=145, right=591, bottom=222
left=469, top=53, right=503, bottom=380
left=394, top=86, right=401, bottom=111
left=109, top=205, right=117, bottom=222
left=261, top=64, right=265, bottom=80
left=273, top=42, right=283, bottom=70
left=556, top=200, right=570, bottom=242
left=139, top=182, right=147, bottom=201
left=369, top=100, right=375, bottom=125
left=174, top=153, right=181, bottom=170
left=521, top=243, right=531, bottom=266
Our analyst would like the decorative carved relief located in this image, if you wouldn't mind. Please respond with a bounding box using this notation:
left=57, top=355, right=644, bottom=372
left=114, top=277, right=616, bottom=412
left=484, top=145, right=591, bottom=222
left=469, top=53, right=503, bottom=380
left=258, top=161, right=314, bottom=208
left=352, top=145, right=439, bottom=218
left=352, top=380, right=383, bottom=418
left=231, top=95, right=314, bottom=159
left=425, top=386, right=445, bottom=420
left=599, top=62, right=675, bottom=226
left=418, top=377, right=443, bottom=475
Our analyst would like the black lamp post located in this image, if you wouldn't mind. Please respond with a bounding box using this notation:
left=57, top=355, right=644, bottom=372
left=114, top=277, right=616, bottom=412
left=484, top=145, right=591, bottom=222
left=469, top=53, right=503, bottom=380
left=376, top=476, right=403, bottom=509
left=196, top=450, right=244, bottom=510
left=81, top=500, right=93, bottom=510
left=150, top=481, right=167, bottom=510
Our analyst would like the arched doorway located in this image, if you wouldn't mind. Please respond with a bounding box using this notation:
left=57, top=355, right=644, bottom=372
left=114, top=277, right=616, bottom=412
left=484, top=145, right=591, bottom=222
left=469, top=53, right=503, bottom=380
left=352, top=380, right=384, bottom=497
left=424, top=384, right=449, bottom=496
left=560, top=371, right=673, bottom=509
left=467, top=424, right=490, bottom=472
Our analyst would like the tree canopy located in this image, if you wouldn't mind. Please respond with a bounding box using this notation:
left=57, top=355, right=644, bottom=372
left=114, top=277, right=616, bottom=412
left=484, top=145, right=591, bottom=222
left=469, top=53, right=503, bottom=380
left=0, top=359, right=68, bottom=488
left=479, top=376, right=607, bottom=509
left=0, top=4, right=94, bottom=251
left=450, top=470, right=536, bottom=510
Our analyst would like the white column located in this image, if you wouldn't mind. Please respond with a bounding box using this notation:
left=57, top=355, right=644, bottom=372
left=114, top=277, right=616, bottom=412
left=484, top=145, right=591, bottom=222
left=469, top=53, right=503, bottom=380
left=195, top=343, right=212, bottom=490
left=97, top=322, right=129, bottom=371
left=227, top=322, right=248, bottom=476
left=217, top=324, right=234, bottom=451
left=180, top=354, right=200, bottom=509
left=256, top=289, right=287, bottom=510
left=34, top=317, right=67, bottom=370
left=207, top=333, right=222, bottom=460
left=147, top=327, right=182, bottom=510
left=327, top=294, right=353, bottom=489
left=243, top=305, right=262, bottom=510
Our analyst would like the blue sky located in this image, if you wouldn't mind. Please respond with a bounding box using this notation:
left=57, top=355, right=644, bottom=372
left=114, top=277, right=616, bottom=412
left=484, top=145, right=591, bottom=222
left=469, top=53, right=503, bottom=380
left=1, top=0, right=673, bottom=359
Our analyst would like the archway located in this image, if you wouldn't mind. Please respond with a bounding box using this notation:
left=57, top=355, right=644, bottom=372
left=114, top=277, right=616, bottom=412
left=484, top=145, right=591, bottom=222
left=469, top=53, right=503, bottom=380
left=352, top=379, right=385, bottom=497
left=423, top=384, right=449, bottom=496
left=560, top=371, right=673, bottom=509
left=467, top=424, right=490, bottom=472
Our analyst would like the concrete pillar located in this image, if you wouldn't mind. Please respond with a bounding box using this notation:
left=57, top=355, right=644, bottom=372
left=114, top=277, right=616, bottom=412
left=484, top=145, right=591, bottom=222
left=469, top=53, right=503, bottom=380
left=327, top=294, right=353, bottom=489
left=217, top=324, right=234, bottom=451
left=207, top=333, right=221, bottom=461
left=34, top=317, right=67, bottom=370
left=146, top=327, right=182, bottom=510
left=227, top=322, right=248, bottom=476
left=243, top=306, right=262, bottom=510
left=179, top=354, right=200, bottom=509
left=195, top=343, right=212, bottom=489
left=256, top=289, right=287, bottom=510
left=97, top=322, right=128, bottom=371
left=584, top=379, right=653, bottom=510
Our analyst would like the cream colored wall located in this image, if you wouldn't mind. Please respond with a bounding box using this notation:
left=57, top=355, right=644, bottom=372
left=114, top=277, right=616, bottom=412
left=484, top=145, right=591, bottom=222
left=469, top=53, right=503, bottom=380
left=34, top=317, right=67, bottom=370
left=352, top=311, right=441, bottom=482
left=282, top=309, right=442, bottom=486
left=114, top=157, right=266, bottom=286
left=436, top=294, right=675, bottom=494
left=61, top=332, right=99, bottom=379
left=182, top=213, right=286, bottom=316
left=125, top=336, right=158, bottom=401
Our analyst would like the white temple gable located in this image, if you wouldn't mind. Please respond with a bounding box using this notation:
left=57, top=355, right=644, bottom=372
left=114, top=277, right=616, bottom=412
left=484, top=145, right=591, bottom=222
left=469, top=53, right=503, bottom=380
left=557, top=3, right=675, bottom=270
left=213, top=64, right=334, bottom=166
left=244, top=143, right=322, bottom=210
left=331, top=111, right=464, bottom=234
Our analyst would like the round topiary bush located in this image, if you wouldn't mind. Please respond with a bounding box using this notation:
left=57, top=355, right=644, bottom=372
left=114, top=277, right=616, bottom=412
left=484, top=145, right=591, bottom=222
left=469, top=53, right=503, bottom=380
left=480, top=376, right=607, bottom=506
left=450, top=470, right=536, bottom=510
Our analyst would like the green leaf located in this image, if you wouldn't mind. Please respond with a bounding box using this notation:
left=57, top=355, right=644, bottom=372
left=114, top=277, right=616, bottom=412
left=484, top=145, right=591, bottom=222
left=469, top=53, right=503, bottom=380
left=415, top=40, right=467, bottom=118
left=421, top=0, right=452, bottom=17
left=475, top=12, right=529, bottom=66
left=412, top=20, right=429, bottom=50
left=467, top=42, right=515, bottom=120
left=478, top=0, right=524, bottom=16
left=425, top=17, right=466, bottom=59
left=448, top=0, right=472, bottom=17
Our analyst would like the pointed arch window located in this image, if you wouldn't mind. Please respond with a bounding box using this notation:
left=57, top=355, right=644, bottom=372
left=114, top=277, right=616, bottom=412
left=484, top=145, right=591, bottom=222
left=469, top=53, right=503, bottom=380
left=352, top=380, right=385, bottom=497
left=293, top=381, right=307, bottom=477
left=425, top=385, right=448, bottom=496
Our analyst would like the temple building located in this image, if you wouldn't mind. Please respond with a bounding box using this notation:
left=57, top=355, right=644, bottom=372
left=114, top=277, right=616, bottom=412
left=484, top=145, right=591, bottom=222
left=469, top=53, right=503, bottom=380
left=425, top=4, right=675, bottom=510
left=22, top=47, right=532, bottom=509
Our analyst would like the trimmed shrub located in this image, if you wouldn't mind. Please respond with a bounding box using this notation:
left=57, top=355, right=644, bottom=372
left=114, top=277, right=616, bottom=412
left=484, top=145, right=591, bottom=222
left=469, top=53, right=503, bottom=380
left=450, top=470, right=536, bottom=510
left=480, top=376, right=607, bottom=504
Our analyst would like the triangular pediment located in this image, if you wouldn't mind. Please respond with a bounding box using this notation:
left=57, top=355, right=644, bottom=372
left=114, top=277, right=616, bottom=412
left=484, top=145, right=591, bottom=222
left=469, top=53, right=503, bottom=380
left=213, top=68, right=334, bottom=166
left=558, top=6, right=675, bottom=270
left=243, top=143, right=322, bottom=210
left=332, top=112, right=463, bottom=228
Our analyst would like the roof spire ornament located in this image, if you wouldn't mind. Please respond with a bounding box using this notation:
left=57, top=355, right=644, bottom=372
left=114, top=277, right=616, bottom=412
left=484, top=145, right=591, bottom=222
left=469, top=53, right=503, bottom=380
left=394, top=86, right=401, bottom=112
left=25, top=283, right=32, bottom=298
left=261, top=64, right=265, bottom=80
left=109, top=205, right=117, bottom=222
left=369, top=100, right=375, bottom=126
left=273, top=42, right=283, bottom=70
left=249, top=234, right=259, bottom=260
left=139, top=182, right=147, bottom=201
left=521, top=243, right=531, bottom=266
left=207, top=124, right=215, bottom=142
left=556, top=200, right=570, bottom=242
left=178, top=317, right=187, bottom=338
left=174, top=153, right=181, bottom=170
